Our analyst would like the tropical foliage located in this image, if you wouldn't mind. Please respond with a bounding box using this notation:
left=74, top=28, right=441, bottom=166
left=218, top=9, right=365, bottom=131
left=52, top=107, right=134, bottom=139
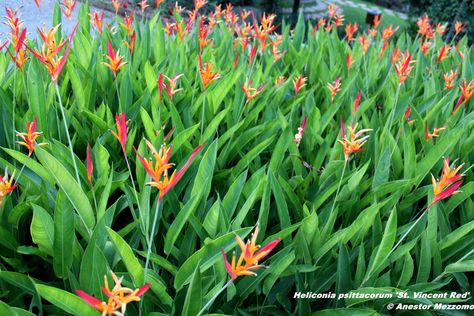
left=0, top=1, right=473, bottom=315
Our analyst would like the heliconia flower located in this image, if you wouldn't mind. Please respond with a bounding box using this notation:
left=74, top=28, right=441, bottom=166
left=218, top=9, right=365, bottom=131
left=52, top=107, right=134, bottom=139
left=76, top=272, right=150, bottom=316
left=293, top=75, right=307, bottom=97
left=417, top=15, right=432, bottom=39
left=124, top=30, right=136, bottom=53
left=367, top=27, right=377, bottom=39
left=391, top=46, right=401, bottom=65
left=332, top=14, right=344, bottom=27
left=198, top=18, right=211, bottom=51
left=454, top=21, right=465, bottom=36
left=194, top=0, right=207, bottom=11
left=0, top=168, right=17, bottom=206
left=327, top=4, right=337, bottom=20
left=157, top=74, right=164, bottom=98
left=419, top=39, right=431, bottom=55
left=120, top=12, right=134, bottom=36
left=173, top=1, right=185, bottom=15
left=240, top=9, right=251, bottom=21
left=241, top=79, right=266, bottom=105
left=34, top=0, right=40, bottom=8
left=198, top=55, right=220, bottom=90
left=379, top=25, right=399, bottom=58
left=16, top=118, right=47, bottom=156
left=90, top=10, right=104, bottom=33
left=134, top=140, right=203, bottom=201
left=155, top=0, right=165, bottom=8
left=7, top=47, right=29, bottom=71
left=163, top=74, right=184, bottom=100
left=394, top=51, right=415, bottom=85
left=344, top=23, right=358, bottom=42
left=293, top=116, right=307, bottom=146
left=358, top=35, right=370, bottom=54
left=453, top=79, right=474, bottom=114
left=405, top=106, right=415, bottom=124
left=338, top=120, right=372, bottom=162
left=111, top=113, right=128, bottom=154
left=139, top=0, right=149, bottom=13
left=103, top=40, right=127, bottom=78
left=249, top=45, right=258, bottom=64
left=327, top=77, right=341, bottom=102
left=425, top=123, right=446, bottom=141
left=429, top=158, right=464, bottom=207
left=86, top=143, right=93, bottom=187
left=436, top=23, right=446, bottom=35
left=275, top=76, right=286, bottom=86
left=443, top=69, right=458, bottom=90
left=346, top=53, right=354, bottom=70
left=111, top=0, right=121, bottom=14
left=222, top=225, right=281, bottom=280
left=352, top=91, right=362, bottom=116
left=28, top=24, right=77, bottom=82
left=60, top=0, right=77, bottom=20
left=317, top=18, right=326, bottom=30
left=373, top=14, right=381, bottom=29
left=437, top=44, right=451, bottom=63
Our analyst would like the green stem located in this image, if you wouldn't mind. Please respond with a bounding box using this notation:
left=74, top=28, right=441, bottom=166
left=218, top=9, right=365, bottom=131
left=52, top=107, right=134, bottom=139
left=144, top=198, right=161, bottom=282
left=432, top=247, right=474, bottom=283
left=321, top=160, right=347, bottom=240
left=200, top=89, right=207, bottom=138
left=115, top=79, right=122, bottom=112
left=12, top=70, right=17, bottom=150
left=197, top=280, right=233, bottom=316
left=124, top=154, right=145, bottom=234
left=55, top=84, right=81, bottom=185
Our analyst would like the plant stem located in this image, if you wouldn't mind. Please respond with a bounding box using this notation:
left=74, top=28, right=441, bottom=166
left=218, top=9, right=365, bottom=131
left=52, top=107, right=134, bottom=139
left=432, top=247, right=474, bottom=283
left=144, top=198, right=161, bottom=282
left=123, top=154, right=146, bottom=235
left=55, top=84, right=81, bottom=185
left=321, top=159, right=347, bottom=240
left=198, top=280, right=233, bottom=316
left=12, top=69, right=17, bottom=150
left=115, top=79, right=122, bottom=112
left=200, top=89, right=207, bottom=138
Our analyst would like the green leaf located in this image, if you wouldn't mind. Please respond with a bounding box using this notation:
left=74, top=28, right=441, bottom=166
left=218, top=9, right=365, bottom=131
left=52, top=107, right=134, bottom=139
left=182, top=265, right=202, bottom=316
left=53, top=191, right=75, bottom=278
left=31, top=205, right=54, bottom=256
left=35, top=147, right=95, bottom=231
left=36, top=284, right=96, bottom=316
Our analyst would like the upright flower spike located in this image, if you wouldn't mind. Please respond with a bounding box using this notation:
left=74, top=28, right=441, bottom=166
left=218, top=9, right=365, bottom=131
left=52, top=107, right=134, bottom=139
left=429, top=158, right=464, bottom=207
left=293, top=75, right=307, bottom=97
left=134, top=140, right=203, bottom=201
left=103, top=40, right=127, bottom=79
left=425, top=123, right=446, bottom=141
left=198, top=55, right=220, bottom=90
left=16, top=118, right=47, bottom=156
left=454, top=21, right=465, bottom=36
left=163, top=74, right=184, bottom=100
left=352, top=91, right=362, bottom=116
left=111, top=0, right=120, bottom=14
left=241, top=79, right=266, bottom=105
left=327, top=77, right=341, bottom=102
left=405, top=106, right=415, bottom=124
left=346, top=53, right=354, bottom=70
left=222, top=226, right=280, bottom=280
left=90, top=10, right=104, bottom=33
left=443, top=69, right=458, bottom=90
left=394, top=51, right=415, bottom=85
left=111, top=113, right=128, bottom=154
left=358, top=34, right=370, bottom=54
left=453, top=80, right=474, bottom=114
left=380, top=25, right=398, bottom=58
left=436, top=23, right=446, bottom=35
left=338, top=120, right=372, bottom=162
left=120, top=12, right=134, bottom=36
left=437, top=44, right=451, bottom=63
left=293, top=116, right=307, bottom=147
left=28, top=24, right=77, bottom=82
left=344, top=22, right=358, bottom=42
left=86, top=144, right=93, bottom=187
left=0, top=168, right=17, bottom=206
left=76, top=271, right=150, bottom=316
left=60, top=0, right=77, bottom=20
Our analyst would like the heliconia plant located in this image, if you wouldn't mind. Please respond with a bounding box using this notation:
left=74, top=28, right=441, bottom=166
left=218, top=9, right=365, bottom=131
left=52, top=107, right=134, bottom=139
left=0, top=1, right=472, bottom=315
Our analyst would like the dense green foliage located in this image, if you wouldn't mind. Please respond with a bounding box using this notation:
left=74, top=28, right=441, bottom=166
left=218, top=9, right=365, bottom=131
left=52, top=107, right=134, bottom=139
left=0, top=2, right=473, bottom=315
